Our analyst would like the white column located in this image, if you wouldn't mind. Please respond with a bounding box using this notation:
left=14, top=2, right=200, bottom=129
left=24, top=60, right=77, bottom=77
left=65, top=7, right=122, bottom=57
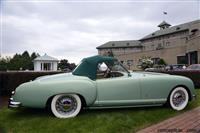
left=53, top=62, right=57, bottom=71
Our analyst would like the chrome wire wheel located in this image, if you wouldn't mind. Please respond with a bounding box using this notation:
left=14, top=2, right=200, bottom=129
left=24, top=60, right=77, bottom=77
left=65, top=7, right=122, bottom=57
left=51, top=94, right=81, bottom=118
left=169, top=87, right=189, bottom=111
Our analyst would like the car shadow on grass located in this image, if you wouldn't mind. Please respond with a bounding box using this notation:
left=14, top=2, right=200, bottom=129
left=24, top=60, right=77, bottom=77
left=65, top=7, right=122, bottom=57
left=6, top=106, right=163, bottom=117
left=81, top=106, right=175, bottom=115
left=6, top=104, right=190, bottom=120
left=7, top=107, right=52, bottom=119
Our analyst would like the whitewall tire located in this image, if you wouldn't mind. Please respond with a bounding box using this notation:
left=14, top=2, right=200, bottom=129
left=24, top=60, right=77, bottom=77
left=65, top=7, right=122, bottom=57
left=51, top=94, right=82, bottom=118
left=169, top=87, right=189, bottom=111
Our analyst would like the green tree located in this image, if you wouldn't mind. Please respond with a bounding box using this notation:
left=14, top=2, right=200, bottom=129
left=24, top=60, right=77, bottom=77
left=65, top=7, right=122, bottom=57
left=8, top=54, right=23, bottom=70
left=58, top=59, right=76, bottom=71
left=0, top=57, right=10, bottom=71
left=22, top=51, right=32, bottom=70
left=157, top=58, right=167, bottom=65
left=0, top=51, right=39, bottom=71
left=31, top=52, right=37, bottom=60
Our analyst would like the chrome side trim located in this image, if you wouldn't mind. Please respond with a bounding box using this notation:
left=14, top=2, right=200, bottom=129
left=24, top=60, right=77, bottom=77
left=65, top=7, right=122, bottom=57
left=87, top=104, right=163, bottom=109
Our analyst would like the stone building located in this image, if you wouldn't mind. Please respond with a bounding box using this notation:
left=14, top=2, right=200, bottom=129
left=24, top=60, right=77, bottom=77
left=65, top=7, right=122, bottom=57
left=33, top=54, right=59, bottom=71
left=97, top=19, right=200, bottom=69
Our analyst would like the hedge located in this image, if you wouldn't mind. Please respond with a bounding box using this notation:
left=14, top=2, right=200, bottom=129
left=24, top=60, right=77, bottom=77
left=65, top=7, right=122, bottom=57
left=0, top=71, right=63, bottom=96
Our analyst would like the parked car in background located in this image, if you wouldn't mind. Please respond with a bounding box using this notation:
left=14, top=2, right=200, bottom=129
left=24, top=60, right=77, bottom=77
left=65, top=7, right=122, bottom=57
left=145, top=65, right=165, bottom=71
left=186, top=64, right=200, bottom=71
left=165, top=64, right=186, bottom=71
left=9, top=55, right=196, bottom=118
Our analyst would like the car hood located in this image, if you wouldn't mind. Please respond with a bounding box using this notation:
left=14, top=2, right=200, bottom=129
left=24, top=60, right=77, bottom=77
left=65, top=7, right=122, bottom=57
left=34, top=73, right=89, bottom=83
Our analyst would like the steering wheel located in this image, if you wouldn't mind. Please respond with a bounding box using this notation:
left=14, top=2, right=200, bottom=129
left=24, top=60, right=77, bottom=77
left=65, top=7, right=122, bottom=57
left=103, top=68, right=111, bottom=78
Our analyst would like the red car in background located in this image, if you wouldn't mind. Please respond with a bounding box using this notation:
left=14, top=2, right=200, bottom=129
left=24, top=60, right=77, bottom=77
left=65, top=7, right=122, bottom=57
left=186, top=64, right=200, bottom=71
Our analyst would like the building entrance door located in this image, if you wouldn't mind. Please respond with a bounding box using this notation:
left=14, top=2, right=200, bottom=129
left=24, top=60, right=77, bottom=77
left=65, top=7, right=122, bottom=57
left=187, top=51, right=198, bottom=65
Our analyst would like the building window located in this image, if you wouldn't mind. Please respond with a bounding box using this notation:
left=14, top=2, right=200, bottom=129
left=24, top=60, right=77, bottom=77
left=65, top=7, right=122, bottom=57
left=127, top=60, right=133, bottom=69
left=44, top=63, right=51, bottom=70
left=191, top=28, right=198, bottom=35
left=177, top=56, right=187, bottom=64
left=151, top=58, right=160, bottom=64
left=156, top=43, right=163, bottom=50
left=176, top=27, right=180, bottom=30
left=40, top=63, right=52, bottom=71
left=166, top=41, right=170, bottom=46
left=186, top=51, right=198, bottom=65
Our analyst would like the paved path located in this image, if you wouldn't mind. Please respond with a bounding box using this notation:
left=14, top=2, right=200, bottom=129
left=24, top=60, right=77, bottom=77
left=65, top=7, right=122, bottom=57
left=137, top=106, right=200, bottom=133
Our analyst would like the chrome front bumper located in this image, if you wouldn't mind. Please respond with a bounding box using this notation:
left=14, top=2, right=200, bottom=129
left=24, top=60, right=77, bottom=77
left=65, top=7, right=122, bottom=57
left=8, top=98, right=21, bottom=108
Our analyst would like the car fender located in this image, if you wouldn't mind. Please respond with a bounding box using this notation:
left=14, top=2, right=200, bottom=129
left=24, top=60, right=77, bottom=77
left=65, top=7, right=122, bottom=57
left=14, top=79, right=97, bottom=108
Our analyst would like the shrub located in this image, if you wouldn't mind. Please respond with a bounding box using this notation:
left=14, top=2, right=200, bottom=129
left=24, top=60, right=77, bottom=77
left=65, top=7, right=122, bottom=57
left=138, top=56, right=153, bottom=70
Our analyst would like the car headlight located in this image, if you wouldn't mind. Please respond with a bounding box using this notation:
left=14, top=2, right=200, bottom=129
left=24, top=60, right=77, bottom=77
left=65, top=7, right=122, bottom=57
left=11, top=91, right=15, bottom=95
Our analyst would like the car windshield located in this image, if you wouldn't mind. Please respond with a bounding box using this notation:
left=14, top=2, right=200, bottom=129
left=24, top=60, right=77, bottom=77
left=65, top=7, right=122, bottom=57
left=107, top=61, right=129, bottom=73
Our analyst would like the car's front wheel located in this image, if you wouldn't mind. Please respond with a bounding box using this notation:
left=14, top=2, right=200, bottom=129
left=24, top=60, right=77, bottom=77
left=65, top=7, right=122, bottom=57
left=51, top=94, right=81, bottom=118
left=169, top=87, right=189, bottom=111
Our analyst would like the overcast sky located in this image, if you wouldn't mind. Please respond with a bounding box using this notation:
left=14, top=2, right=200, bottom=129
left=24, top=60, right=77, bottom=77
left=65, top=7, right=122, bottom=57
left=1, top=0, right=200, bottom=63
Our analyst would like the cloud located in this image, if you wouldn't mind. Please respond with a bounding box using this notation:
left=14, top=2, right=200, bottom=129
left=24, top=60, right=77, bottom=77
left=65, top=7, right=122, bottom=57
left=1, top=1, right=199, bottom=63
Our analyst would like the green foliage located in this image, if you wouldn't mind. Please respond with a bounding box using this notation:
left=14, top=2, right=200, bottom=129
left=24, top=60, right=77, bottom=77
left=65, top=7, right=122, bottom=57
left=0, top=57, right=10, bottom=71
left=0, top=89, right=199, bottom=133
left=0, top=51, right=39, bottom=71
left=157, top=58, right=167, bottom=65
left=58, top=59, right=76, bottom=71
left=138, top=56, right=153, bottom=70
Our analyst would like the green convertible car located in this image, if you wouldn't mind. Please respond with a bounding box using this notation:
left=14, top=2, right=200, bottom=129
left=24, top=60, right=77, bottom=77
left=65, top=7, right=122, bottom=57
left=9, top=55, right=196, bottom=118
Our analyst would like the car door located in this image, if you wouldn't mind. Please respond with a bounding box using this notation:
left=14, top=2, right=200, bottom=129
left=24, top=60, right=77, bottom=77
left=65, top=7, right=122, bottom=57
left=139, top=74, right=169, bottom=105
left=96, top=75, right=141, bottom=106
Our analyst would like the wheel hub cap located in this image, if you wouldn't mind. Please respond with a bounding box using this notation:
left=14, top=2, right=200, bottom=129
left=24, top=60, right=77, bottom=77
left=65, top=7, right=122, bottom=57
left=172, top=90, right=186, bottom=107
left=55, top=95, right=77, bottom=115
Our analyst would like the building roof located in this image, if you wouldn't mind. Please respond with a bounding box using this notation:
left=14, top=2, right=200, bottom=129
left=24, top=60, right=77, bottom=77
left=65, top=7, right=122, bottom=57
left=158, top=21, right=171, bottom=27
left=96, top=40, right=142, bottom=49
left=33, top=54, right=59, bottom=62
left=140, top=19, right=200, bottom=41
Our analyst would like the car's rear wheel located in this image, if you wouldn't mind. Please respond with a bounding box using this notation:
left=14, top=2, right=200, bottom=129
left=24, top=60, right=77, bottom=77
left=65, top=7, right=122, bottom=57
left=169, top=87, right=189, bottom=111
left=51, top=94, right=81, bottom=118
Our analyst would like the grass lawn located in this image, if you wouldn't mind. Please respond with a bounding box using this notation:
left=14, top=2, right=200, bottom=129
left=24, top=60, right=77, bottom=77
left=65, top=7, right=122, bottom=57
left=0, top=89, right=199, bottom=133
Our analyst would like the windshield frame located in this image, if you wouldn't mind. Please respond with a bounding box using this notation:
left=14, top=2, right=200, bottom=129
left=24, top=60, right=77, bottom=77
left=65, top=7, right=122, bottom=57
left=106, top=60, right=130, bottom=75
